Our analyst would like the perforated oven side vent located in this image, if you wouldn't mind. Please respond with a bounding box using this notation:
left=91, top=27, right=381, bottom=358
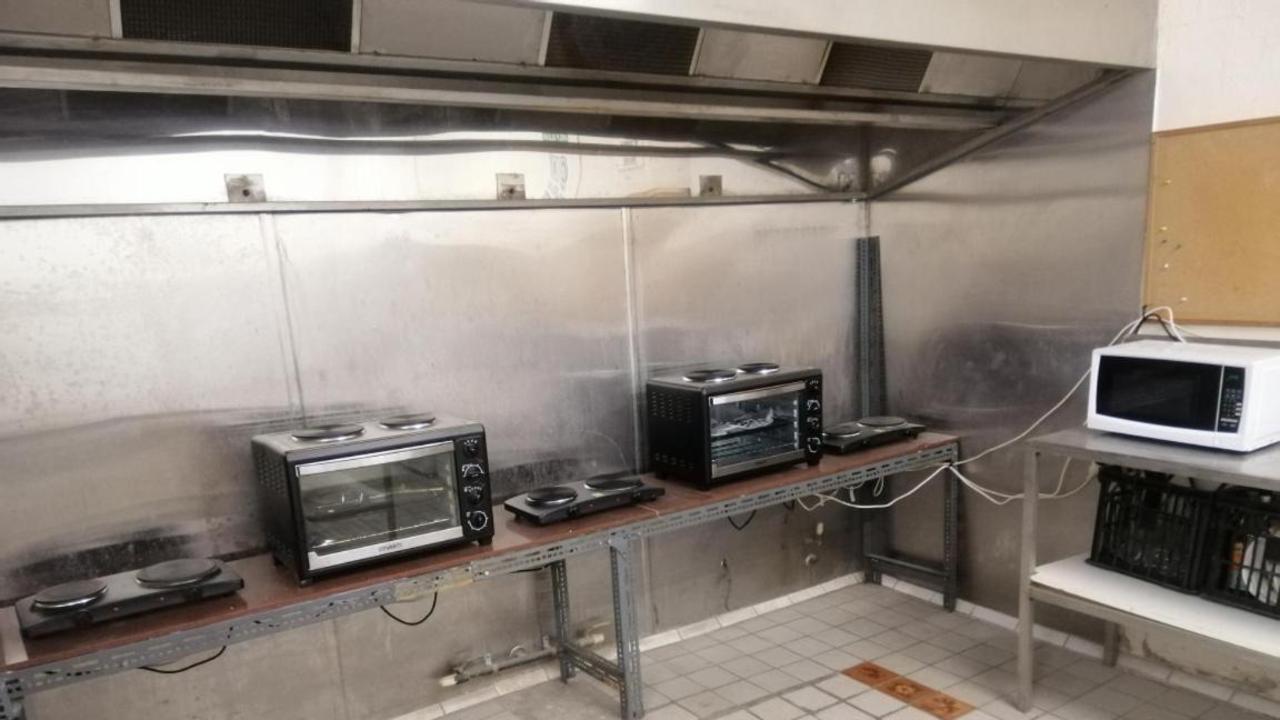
left=820, top=42, right=933, bottom=92
left=653, top=452, right=694, bottom=472
left=545, top=13, right=700, bottom=76
left=253, top=444, right=289, bottom=501
left=647, top=386, right=697, bottom=424
left=120, top=0, right=353, bottom=51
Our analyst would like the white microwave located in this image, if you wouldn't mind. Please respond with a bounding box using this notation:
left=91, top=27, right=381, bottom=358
left=1088, top=340, right=1280, bottom=452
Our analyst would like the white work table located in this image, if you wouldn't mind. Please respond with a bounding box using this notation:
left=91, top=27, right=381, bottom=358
left=1016, top=428, right=1280, bottom=712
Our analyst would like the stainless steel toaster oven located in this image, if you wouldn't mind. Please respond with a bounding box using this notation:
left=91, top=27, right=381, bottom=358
left=252, top=412, right=492, bottom=583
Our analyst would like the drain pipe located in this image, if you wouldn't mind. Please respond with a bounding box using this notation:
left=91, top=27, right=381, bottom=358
left=439, top=631, right=607, bottom=687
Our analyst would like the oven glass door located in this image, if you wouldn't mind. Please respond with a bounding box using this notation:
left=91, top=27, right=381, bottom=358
left=709, top=382, right=805, bottom=478
left=295, top=442, right=462, bottom=571
left=1096, top=356, right=1222, bottom=431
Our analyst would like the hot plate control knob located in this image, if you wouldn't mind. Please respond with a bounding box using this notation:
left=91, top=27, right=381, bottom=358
left=467, top=511, right=490, bottom=532
left=805, top=398, right=822, bottom=412
left=463, top=484, right=485, bottom=505
left=462, top=438, right=482, bottom=457
left=461, top=463, right=486, bottom=479
left=806, top=437, right=823, bottom=453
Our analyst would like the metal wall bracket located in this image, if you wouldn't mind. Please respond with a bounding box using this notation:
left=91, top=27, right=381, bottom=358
left=497, top=173, right=526, bottom=200
left=224, top=173, right=266, bottom=202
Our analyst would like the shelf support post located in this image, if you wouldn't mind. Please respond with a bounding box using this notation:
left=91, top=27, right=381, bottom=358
left=943, top=454, right=960, bottom=611
left=610, top=536, right=644, bottom=720
left=0, top=694, right=23, bottom=720
left=550, top=560, right=576, bottom=682
left=1017, top=448, right=1039, bottom=712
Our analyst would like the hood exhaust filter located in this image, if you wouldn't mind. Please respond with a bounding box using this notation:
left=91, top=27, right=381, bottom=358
left=120, top=0, right=353, bottom=51
left=821, top=43, right=933, bottom=93
left=544, top=13, right=699, bottom=76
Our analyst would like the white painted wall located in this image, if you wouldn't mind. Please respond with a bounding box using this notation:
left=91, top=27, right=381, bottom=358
left=1155, top=0, right=1280, bottom=131
left=499, top=0, right=1158, bottom=68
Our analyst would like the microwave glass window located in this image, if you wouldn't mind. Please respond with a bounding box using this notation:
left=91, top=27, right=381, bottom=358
left=298, top=448, right=460, bottom=558
left=709, top=391, right=800, bottom=473
left=1097, top=356, right=1221, bottom=431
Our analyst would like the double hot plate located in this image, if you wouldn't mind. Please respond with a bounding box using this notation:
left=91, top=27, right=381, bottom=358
left=16, top=557, right=245, bottom=638
left=505, top=473, right=664, bottom=525
left=823, top=415, right=926, bottom=454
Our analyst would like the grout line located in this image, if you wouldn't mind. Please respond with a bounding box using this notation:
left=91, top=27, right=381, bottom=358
left=427, top=571, right=1280, bottom=720
left=879, top=573, right=1280, bottom=716
left=430, top=571, right=869, bottom=713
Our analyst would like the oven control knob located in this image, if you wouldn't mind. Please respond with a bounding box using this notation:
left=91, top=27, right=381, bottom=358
left=461, top=463, right=486, bottom=479
left=805, top=398, right=821, bottom=412
left=806, top=417, right=821, bottom=430
left=467, top=511, right=490, bottom=532
left=463, top=484, right=485, bottom=505
left=806, top=437, right=823, bottom=453
left=462, top=438, right=482, bottom=457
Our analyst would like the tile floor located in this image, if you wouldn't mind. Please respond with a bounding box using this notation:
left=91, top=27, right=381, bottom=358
left=438, top=582, right=1273, bottom=720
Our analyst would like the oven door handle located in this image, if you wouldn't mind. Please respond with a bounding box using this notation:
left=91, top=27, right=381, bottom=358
left=709, top=381, right=807, bottom=406
left=296, top=441, right=455, bottom=476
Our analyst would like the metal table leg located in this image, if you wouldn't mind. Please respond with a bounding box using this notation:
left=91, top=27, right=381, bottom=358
left=943, top=466, right=960, bottom=611
left=1017, top=449, right=1039, bottom=712
left=0, top=695, right=24, bottom=720
left=550, top=560, right=576, bottom=682
left=610, top=537, right=643, bottom=720
left=1102, top=622, right=1120, bottom=667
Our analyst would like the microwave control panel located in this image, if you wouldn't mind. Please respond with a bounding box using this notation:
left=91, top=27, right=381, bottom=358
left=1217, top=367, right=1245, bottom=433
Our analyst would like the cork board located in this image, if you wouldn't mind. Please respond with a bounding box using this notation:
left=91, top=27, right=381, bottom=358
left=1145, top=117, right=1280, bottom=324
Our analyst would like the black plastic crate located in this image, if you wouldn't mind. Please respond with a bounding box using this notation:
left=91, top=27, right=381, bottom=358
left=1088, top=465, right=1212, bottom=592
left=1203, top=488, right=1280, bottom=618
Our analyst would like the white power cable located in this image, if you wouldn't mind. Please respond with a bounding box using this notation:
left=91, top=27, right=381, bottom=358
left=955, top=306, right=1183, bottom=468
left=796, top=464, right=950, bottom=511
left=793, top=306, right=1188, bottom=512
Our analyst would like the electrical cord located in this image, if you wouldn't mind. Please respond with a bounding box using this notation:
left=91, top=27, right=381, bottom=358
left=1130, top=311, right=1181, bottom=342
left=792, top=306, right=1189, bottom=511
left=796, top=465, right=949, bottom=511
left=727, top=510, right=756, bottom=530
left=140, top=646, right=226, bottom=674
left=380, top=592, right=438, bottom=626
left=954, top=306, right=1185, bottom=469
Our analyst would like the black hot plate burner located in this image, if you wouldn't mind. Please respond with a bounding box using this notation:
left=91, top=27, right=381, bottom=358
left=823, top=416, right=925, bottom=454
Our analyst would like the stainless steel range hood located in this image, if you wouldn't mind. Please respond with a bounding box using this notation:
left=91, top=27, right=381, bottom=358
left=0, top=0, right=1148, bottom=201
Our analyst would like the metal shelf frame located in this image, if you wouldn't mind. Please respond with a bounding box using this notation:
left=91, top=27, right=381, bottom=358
left=2, top=439, right=957, bottom=720
left=863, top=462, right=959, bottom=607
left=1015, top=428, right=1280, bottom=713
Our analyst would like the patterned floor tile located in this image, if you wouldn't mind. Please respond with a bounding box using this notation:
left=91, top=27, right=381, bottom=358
left=911, top=692, right=973, bottom=720
left=876, top=677, right=937, bottom=706
left=844, top=662, right=900, bottom=687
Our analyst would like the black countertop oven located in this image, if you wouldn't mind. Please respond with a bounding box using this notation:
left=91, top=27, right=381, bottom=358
left=252, top=413, right=492, bottom=584
left=647, top=363, right=823, bottom=488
